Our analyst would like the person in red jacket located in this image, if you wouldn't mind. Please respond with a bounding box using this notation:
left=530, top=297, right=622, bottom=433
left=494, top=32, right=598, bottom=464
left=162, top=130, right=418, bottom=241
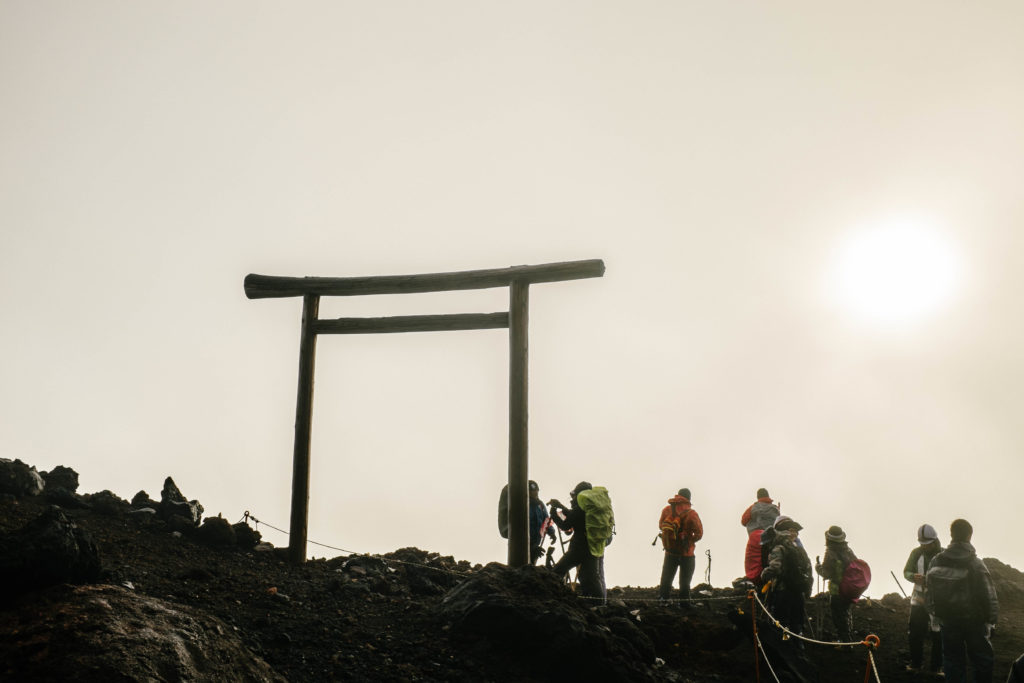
left=740, top=488, right=780, bottom=584
left=658, top=488, right=703, bottom=603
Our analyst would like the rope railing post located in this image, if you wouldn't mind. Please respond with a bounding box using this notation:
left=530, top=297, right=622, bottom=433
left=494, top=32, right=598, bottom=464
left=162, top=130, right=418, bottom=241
left=862, top=634, right=881, bottom=683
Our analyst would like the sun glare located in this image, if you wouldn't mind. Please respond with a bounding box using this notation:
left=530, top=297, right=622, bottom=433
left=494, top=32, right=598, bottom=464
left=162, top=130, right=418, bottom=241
left=832, top=217, right=962, bottom=326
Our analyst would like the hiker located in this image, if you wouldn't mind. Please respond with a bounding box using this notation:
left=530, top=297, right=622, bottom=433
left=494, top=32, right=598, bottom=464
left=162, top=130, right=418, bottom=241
left=658, top=488, right=703, bottom=603
left=903, top=523, right=943, bottom=675
left=814, top=525, right=857, bottom=641
left=528, top=481, right=556, bottom=565
left=926, top=519, right=999, bottom=683
left=760, top=515, right=813, bottom=636
left=497, top=480, right=556, bottom=565
left=549, top=481, right=613, bottom=602
left=740, top=487, right=780, bottom=583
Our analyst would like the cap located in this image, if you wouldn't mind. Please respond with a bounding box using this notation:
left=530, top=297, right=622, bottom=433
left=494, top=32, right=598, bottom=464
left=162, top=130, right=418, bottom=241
left=774, top=515, right=802, bottom=532
left=756, top=488, right=770, bottom=499
left=678, top=488, right=691, bottom=500
left=825, top=525, right=846, bottom=543
left=918, top=524, right=939, bottom=545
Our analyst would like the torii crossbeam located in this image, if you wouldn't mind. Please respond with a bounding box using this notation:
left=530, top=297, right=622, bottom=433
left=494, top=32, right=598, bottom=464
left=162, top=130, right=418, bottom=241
left=244, top=259, right=605, bottom=566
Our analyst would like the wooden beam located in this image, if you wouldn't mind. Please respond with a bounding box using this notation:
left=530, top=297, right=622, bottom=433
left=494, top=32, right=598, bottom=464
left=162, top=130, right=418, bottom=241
left=314, top=312, right=508, bottom=335
left=244, top=259, right=604, bottom=299
left=507, top=280, right=530, bottom=567
left=288, top=294, right=319, bottom=565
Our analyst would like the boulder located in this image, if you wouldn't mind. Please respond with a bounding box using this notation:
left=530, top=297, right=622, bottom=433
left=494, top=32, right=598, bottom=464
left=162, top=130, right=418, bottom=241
left=160, top=477, right=204, bottom=527
left=0, top=506, right=101, bottom=602
left=130, top=490, right=159, bottom=508
left=85, top=489, right=129, bottom=515
left=196, top=516, right=236, bottom=547
left=436, top=563, right=657, bottom=682
left=41, top=465, right=79, bottom=492
left=0, top=584, right=287, bottom=682
left=233, top=521, right=261, bottom=549
left=0, top=458, right=45, bottom=497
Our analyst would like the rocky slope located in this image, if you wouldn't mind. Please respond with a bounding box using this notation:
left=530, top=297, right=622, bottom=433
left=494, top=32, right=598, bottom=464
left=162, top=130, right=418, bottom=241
left=2, top=458, right=1024, bottom=682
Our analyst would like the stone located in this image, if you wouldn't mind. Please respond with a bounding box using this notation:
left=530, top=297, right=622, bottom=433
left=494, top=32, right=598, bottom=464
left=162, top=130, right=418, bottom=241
left=0, top=585, right=287, bottom=682
left=40, top=465, right=79, bottom=493
left=159, top=477, right=203, bottom=527
left=0, top=506, right=101, bottom=602
left=86, top=490, right=129, bottom=515
left=196, top=516, right=236, bottom=547
left=0, top=458, right=44, bottom=497
left=232, top=521, right=261, bottom=550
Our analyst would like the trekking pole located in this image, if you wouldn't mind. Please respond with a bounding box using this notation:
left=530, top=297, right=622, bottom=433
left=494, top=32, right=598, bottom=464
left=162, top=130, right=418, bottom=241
left=651, top=534, right=661, bottom=546
left=890, top=570, right=908, bottom=598
left=704, top=549, right=712, bottom=585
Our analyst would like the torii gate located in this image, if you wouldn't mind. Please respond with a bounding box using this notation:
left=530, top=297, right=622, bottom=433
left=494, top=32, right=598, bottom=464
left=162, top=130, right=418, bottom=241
left=244, top=259, right=605, bottom=566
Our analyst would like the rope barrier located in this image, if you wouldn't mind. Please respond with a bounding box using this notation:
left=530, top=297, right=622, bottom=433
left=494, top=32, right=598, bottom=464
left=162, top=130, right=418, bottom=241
left=754, top=632, right=782, bottom=683
left=240, top=511, right=470, bottom=577
left=746, top=590, right=884, bottom=681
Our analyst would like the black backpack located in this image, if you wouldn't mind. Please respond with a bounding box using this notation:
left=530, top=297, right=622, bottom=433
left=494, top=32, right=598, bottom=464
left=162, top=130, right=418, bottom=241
left=781, top=542, right=814, bottom=596
left=928, top=562, right=972, bottom=621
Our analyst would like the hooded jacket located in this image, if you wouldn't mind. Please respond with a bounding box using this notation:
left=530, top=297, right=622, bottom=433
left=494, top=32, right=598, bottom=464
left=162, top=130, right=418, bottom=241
left=659, top=494, right=703, bottom=557
left=926, top=541, right=998, bottom=625
left=903, top=542, right=942, bottom=607
left=741, top=497, right=780, bottom=534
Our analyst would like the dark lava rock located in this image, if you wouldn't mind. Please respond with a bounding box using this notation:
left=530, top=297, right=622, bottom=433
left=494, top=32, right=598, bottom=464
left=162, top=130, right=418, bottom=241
left=41, top=465, right=80, bottom=492
left=0, top=458, right=44, bottom=497
left=84, top=489, right=129, bottom=515
left=233, top=521, right=261, bottom=549
left=131, top=490, right=158, bottom=508
left=436, top=563, right=657, bottom=682
left=0, top=584, right=287, bottom=682
left=196, top=516, right=236, bottom=547
left=160, top=476, right=204, bottom=527
left=42, top=486, right=90, bottom=509
left=0, top=506, right=100, bottom=601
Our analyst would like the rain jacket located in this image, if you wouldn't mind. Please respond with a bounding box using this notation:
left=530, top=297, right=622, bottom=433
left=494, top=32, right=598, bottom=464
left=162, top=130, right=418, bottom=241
left=659, top=494, right=703, bottom=557
left=903, top=542, right=942, bottom=608
left=761, top=532, right=813, bottom=597
left=926, top=541, right=998, bottom=625
left=741, top=497, right=780, bottom=534
left=576, top=486, right=614, bottom=558
left=817, top=541, right=857, bottom=597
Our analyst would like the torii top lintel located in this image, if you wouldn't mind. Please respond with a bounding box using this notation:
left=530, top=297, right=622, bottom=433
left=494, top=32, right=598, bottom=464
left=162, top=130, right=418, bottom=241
left=244, top=259, right=605, bottom=299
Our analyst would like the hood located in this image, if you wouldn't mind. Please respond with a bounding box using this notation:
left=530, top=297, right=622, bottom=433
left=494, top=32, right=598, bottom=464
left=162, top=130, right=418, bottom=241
left=668, top=495, right=691, bottom=508
left=941, top=541, right=977, bottom=565
left=757, top=496, right=773, bottom=504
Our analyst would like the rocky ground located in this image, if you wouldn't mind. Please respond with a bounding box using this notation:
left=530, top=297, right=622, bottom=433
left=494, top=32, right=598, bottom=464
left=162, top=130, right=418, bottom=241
left=2, top=459, right=1024, bottom=682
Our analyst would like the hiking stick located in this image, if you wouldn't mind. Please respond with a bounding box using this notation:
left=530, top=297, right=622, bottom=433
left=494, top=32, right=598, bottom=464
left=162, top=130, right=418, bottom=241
left=890, top=570, right=908, bottom=598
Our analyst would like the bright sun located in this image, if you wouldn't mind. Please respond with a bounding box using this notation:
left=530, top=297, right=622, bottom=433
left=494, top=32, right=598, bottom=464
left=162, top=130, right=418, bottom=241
left=831, top=217, right=962, bottom=325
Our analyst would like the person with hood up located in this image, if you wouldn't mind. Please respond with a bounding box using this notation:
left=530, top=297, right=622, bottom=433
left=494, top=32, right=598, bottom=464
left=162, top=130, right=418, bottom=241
left=549, top=481, right=606, bottom=601
left=658, top=488, right=703, bottom=603
left=815, top=525, right=858, bottom=642
left=761, top=515, right=813, bottom=636
left=527, top=481, right=556, bottom=565
left=740, top=487, right=780, bottom=583
left=926, top=518, right=998, bottom=683
left=903, top=523, right=944, bottom=675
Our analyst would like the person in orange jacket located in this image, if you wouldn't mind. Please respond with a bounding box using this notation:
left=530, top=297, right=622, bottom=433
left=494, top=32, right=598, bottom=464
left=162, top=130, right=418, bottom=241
left=658, top=488, right=703, bottom=603
left=740, top=488, right=780, bottom=584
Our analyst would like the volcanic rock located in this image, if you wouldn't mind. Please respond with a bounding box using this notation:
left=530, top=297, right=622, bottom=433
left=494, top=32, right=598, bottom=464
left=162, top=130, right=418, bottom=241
left=0, top=458, right=44, bottom=497
left=0, top=506, right=100, bottom=602
left=0, top=584, right=286, bottom=682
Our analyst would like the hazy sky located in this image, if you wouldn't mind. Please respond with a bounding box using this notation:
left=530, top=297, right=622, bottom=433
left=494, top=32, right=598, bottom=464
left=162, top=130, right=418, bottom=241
left=3, top=2, right=1024, bottom=593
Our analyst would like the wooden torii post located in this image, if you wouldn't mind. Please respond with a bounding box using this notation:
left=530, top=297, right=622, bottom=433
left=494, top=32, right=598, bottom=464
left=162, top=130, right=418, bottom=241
left=244, top=259, right=605, bottom=566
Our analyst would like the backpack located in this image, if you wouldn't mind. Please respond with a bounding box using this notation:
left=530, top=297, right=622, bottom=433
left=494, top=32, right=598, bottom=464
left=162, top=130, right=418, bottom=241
left=661, top=509, right=694, bottom=552
left=497, top=485, right=509, bottom=539
left=781, top=542, right=814, bottom=595
left=839, top=559, right=871, bottom=602
left=576, top=486, right=614, bottom=558
left=927, top=563, right=972, bottom=621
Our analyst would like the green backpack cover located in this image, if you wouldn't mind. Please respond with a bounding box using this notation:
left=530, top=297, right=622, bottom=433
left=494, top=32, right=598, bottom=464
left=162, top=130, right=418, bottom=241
left=576, top=486, right=615, bottom=558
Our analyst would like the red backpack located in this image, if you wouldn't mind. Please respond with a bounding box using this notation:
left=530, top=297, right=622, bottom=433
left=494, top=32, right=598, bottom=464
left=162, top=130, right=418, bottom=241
left=839, top=559, right=871, bottom=602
